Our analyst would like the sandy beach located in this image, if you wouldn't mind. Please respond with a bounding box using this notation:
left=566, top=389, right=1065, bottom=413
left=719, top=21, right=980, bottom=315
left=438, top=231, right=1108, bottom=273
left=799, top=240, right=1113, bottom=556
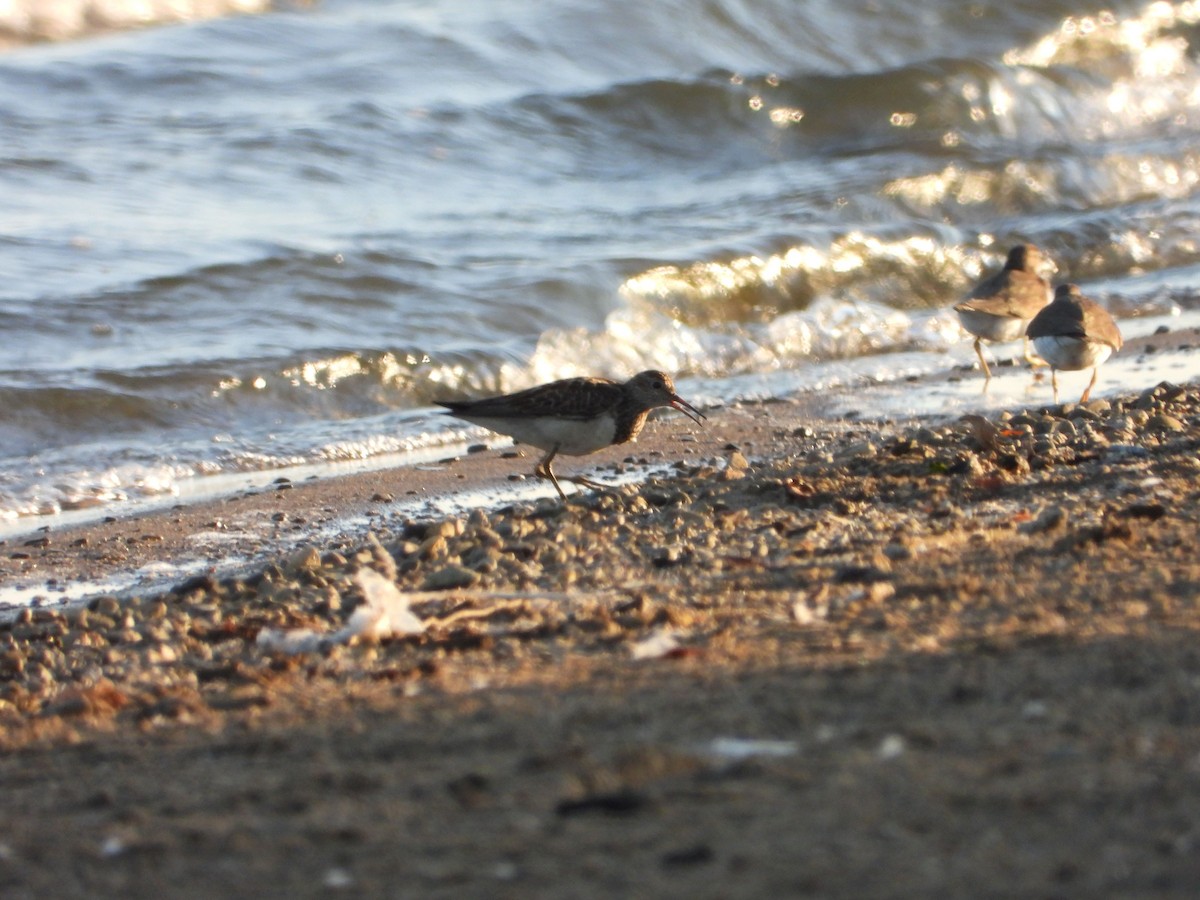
left=10, top=2, right=1200, bottom=895
left=3, top=348, right=1200, bottom=897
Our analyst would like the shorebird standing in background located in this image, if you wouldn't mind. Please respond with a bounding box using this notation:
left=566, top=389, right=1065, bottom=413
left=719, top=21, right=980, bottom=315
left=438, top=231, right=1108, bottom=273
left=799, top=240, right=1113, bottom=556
left=1026, top=283, right=1123, bottom=404
left=954, top=244, right=1054, bottom=384
left=436, top=370, right=705, bottom=501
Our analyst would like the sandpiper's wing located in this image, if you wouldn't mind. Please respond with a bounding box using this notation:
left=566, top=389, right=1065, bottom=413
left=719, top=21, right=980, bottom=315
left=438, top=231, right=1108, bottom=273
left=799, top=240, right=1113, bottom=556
left=437, top=377, right=623, bottom=421
left=1081, top=302, right=1123, bottom=351
left=1028, top=290, right=1122, bottom=350
left=956, top=267, right=1048, bottom=319
left=1027, top=296, right=1084, bottom=340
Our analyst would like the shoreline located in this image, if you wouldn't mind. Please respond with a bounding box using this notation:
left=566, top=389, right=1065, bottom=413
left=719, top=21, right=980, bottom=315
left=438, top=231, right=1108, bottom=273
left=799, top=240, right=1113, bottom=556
left=2, top=350, right=1200, bottom=894
left=3, top=321, right=1198, bottom=613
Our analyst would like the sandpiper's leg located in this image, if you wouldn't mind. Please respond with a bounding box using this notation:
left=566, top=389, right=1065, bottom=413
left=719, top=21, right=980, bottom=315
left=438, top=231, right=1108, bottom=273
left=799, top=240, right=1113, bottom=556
left=1050, top=368, right=1060, bottom=403
left=973, top=338, right=992, bottom=381
left=1080, top=367, right=1098, bottom=404
left=534, top=446, right=568, bottom=502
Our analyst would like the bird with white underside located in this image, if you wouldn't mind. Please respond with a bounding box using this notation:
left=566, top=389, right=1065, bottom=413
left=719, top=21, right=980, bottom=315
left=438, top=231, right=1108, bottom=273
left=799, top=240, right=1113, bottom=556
left=1026, top=283, right=1123, bottom=404
left=436, top=370, right=706, bottom=501
left=954, top=244, right=1054, bottom=383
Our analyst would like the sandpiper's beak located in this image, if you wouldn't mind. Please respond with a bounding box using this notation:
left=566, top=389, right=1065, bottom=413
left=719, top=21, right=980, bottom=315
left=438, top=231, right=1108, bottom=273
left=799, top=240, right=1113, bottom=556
left=670, top=394, right=706, bottom=425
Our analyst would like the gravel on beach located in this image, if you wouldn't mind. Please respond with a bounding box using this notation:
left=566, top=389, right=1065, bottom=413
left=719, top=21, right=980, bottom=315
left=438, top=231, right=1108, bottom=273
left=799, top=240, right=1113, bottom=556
left=2, top=379, right=1200, bottom=897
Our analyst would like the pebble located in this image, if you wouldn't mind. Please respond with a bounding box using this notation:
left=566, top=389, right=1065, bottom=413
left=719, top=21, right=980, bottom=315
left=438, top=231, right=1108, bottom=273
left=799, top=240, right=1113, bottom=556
left=285, top=546, right=322, bottom=575
left=1146, top=413, right=1185, bottom=433
left=1021, top=506, right=1068, bottom=535
left=422, top=565, right=480, bottom=591
left=726, top=450, right=749, bottom=471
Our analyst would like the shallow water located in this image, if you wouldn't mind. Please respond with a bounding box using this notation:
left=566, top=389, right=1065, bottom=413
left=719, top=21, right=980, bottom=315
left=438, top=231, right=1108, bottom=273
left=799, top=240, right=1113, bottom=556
left=3, top=0, right=1200, bottom=523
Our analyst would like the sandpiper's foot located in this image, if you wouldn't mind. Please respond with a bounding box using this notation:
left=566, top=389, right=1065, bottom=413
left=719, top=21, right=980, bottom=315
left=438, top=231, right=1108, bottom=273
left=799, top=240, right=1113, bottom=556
left=1079, top=367, right=1099, bottom=404
left=565, top=474, right=613, bottom=492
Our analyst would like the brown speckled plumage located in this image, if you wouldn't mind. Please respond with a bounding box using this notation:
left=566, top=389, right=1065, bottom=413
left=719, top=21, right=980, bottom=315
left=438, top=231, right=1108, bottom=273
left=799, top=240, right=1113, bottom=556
left=1026, top=284, right=1122, bottom=350
left=437, top=370, right=705, bottom=501
left=1027, top=283, right=1123, bottom=403
left=440, top=376, right=648, bottom=443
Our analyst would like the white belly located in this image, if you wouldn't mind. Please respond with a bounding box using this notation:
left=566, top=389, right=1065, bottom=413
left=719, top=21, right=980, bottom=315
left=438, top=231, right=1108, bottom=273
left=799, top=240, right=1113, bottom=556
left=463, top=412, right=618, bottom=456
left=1032, top=336, right=1113, bottom=371
left=957, top=309, right=1029, bottom=343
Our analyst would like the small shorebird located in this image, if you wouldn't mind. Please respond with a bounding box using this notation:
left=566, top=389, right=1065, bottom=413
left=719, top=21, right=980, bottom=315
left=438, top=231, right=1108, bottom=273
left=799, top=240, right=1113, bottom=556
left=1026, top=283, right=1123, bottom=404
left=436, top=370, right=706, bottom=501
left=954, top=244, right=1054, bottom=383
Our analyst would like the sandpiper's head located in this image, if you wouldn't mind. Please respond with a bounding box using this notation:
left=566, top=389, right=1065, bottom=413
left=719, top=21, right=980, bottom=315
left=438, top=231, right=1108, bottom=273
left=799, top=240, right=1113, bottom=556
left=626, top=370, right=705, bottom=424
left=1006, top=244, right=1054, bottom=276
left=1054, top=283, right=1084, bottom=302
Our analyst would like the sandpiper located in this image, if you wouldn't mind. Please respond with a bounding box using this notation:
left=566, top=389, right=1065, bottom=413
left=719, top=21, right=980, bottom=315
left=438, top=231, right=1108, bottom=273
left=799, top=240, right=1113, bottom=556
left=436, top=370, right=706, bottom=501
left=1026, top=283, right=1123, bottom=404
left=954, top=244, right=1054, bottom=382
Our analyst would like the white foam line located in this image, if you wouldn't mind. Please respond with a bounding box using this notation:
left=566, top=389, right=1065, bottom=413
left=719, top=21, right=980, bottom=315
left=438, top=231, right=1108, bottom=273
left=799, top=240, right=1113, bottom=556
left=0, top=440, right=478, bottom=543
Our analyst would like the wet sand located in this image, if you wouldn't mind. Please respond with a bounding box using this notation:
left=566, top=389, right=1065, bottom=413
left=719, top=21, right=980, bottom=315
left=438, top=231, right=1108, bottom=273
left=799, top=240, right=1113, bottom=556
left=3, top=346, right=1200, bottom=897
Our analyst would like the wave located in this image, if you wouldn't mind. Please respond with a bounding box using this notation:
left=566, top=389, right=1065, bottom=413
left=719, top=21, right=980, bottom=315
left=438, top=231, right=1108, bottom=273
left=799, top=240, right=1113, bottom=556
left=490, top=4, right=1200, bottom=170
left=5, top=0, right=1200, bottom=525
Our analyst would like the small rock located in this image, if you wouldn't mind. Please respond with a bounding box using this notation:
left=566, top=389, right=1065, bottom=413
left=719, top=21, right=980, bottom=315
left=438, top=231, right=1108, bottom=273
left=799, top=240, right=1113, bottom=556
left=1022, top=700, right=1049, bottom=719
left=421, top=565, right=479, bottom=591
left=996, top=452, right=1030, bottom=476
left=1021, top=506, right=1068, bottom=534
left=88, top=596, right=121, bottom=616
left=865, top=582, right=896, bottom=604
left=148, top=644, right=178, bottom=665
left=834, top=564, right=890, bottom=584
left=793, top=597, right=829, bottom=625
left=653, top=546, right=688, bottom=568
left=173, top=574, right=218, bottom=597
left=876, top=734, right=906, bottom=760
left=45, top=680, right=129, bottom=718
left=845, top=440, right=877, bottom=459
left=1067, top=406, right=1101, bottom=422
left=0, top=650, right=24, bottom=676
left=947, top=453, right=985, bottom=478
left=419, top=535, right=448, bottom=560
left=285, top=546, right=322, bottom=575
left=1146, top=413, right=1185, bottom=433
